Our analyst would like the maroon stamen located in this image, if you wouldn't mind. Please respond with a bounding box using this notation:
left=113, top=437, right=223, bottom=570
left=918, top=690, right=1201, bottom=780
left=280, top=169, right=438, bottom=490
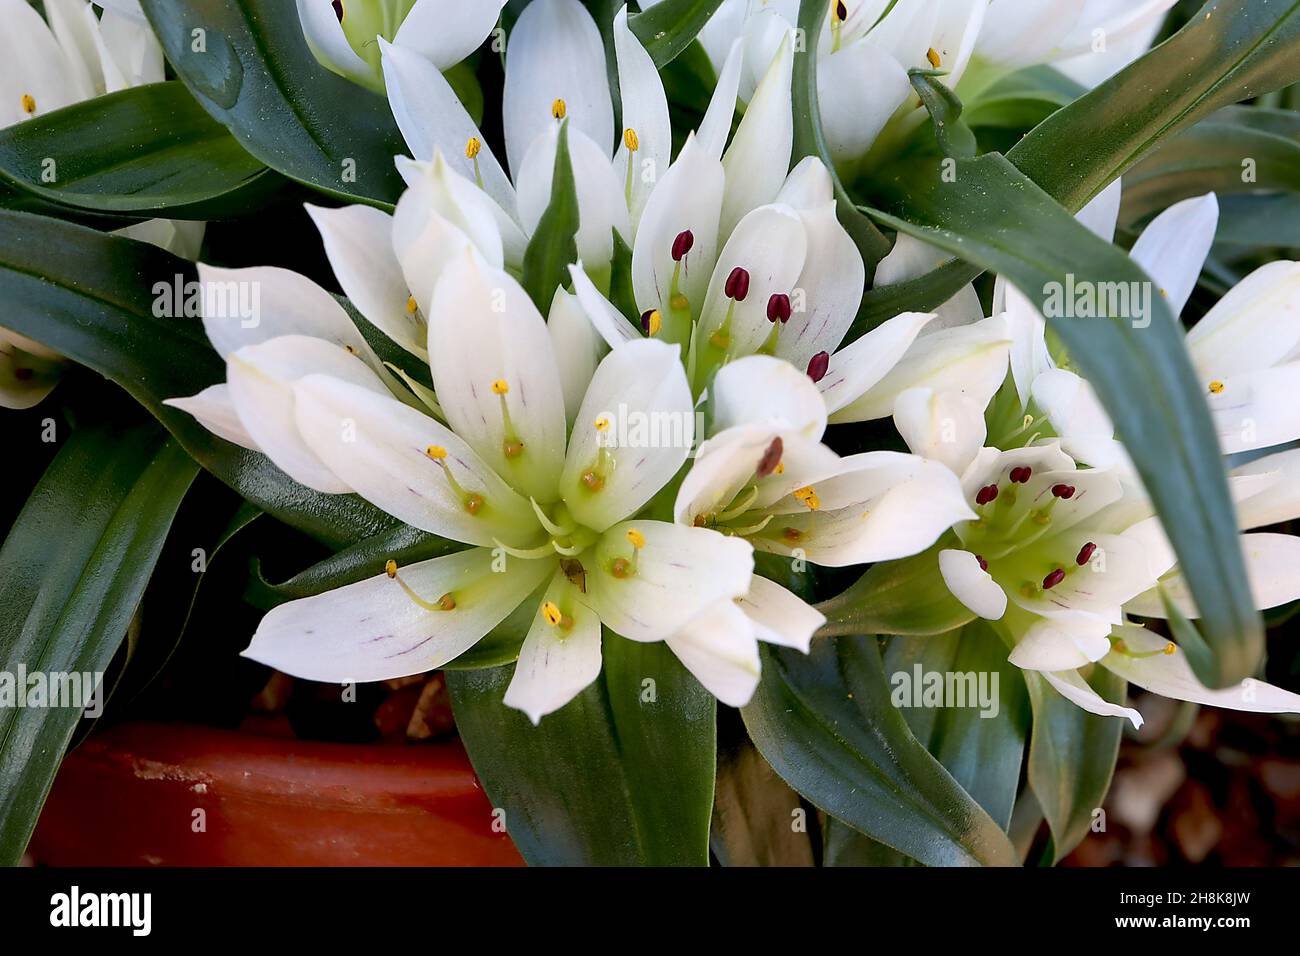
left=756, top=437, right=784, bottom=479
left=1076, top=542, right=1096, bottom=566
left=1043, top=568, right=1066, bottom=590
left=1010, top=466, right=1032, bottom=484
left=332, top=0, right=343, bottom=20
left=1051, top=484, right=1076, bottom=499
left=767, top=293, right=792, bottom=324
left=640, top=309, right=655, bottom=333
left=975, top=555, right=988, bottom=572
left=724, top=267, right=750, bottom=302
left=671, top=230, right=694, bottom=262
left=975, top=484, right=999, bottom=506
left=835, top=0, right=847, bottom=21
left=807, top=351, right=830, bottom=383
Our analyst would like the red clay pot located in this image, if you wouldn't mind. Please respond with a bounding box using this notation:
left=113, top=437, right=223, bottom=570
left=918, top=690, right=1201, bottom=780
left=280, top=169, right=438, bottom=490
left=28, top=721, right=523, bottom=866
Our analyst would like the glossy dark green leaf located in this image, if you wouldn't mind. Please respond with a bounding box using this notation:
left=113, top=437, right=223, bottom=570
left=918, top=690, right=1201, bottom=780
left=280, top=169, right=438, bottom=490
left=742, top=636, right=1019, bottom=867
left=447, top=636, right=715, bottom=865
left=865, top=151, right=1260, bottom=687
left=1214, top=192, right=1300, bottom=251
left=855, top=0, right=1300, bottom=331
left=0, top=81, right=276, bottom=219
left=628, top=0, right=725, bottom=68
left=1120, top=118, right=1300, bottom=225
left=139, top=0, right=407, bottom=207
left=816, top=545, right=975, bottom=638
left=962, top=65, right=1083, bottom=131
left=883, top=624, right=1029, bottom=829
left=521, top=122, right=579, bottom=312
left=0, top=423, right=198, bottom=864
left=1025, top=667, right=1127, bottom=863
left=793, top=0, right=890, bottom=273
left=0, top=210, right=397, bottom=548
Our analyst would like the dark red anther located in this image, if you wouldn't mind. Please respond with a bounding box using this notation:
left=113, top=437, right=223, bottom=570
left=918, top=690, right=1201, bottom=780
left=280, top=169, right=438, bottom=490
left=332, top=0, right=343, bottom=20
left=1042, top=568, right=1066, bottom=590
left=835, top=0, right=847, bottom=21
left=975, top=484, right=999, bottom=506
left=1010, top=466, right=1032, bottom=484
left=975, top=555, right=988, bottom=572
left=756, top=436, right=784, bottom=479
left=807, top=351, right=830, bottom=383
left=725, top=267, right=751, bottom=302
left=1051, top=483, right=1076, bottom=499
left=767, top=293, right=792, bottom=324
left=671, top=230, right=694, bottom=262
left=640, top=309, right=656, bottom=333
left=1076, top=542, right=1096, bottom=566
left=13, top=367, right=32, bottom=381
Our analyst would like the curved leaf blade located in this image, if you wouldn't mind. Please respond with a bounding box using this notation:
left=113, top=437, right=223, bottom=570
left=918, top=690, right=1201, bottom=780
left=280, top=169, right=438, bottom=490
left=139, top=0, right=407, bottom=207
left=628, top=0, right=725, bottom=68
left=0, top=82, right=277, bottom=219
left=742, top=636, right=1019, bottom=867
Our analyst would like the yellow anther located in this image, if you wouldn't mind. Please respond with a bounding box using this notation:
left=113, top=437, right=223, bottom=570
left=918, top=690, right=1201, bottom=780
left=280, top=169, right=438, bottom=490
left=626, top=528, right=646, bottom=550
left=465, top=136, right=482, bottom=159
left=644, top=309, right=662, bottom=336
left=1164, top=642, right=1176, bottom=655
left=792, top=486, right=820, bottom=510
left=406, top=295, right=419, bottom=314
left=425, top=445, right=448, bottom=460
left=551, top=98, right=567, bottom=120
left=20, top=94, right=35, bottom=115
left=926, top=47, right=941, bottom=69
left=775, top=462, right=785, bottom=476
left=623, top=128, right=640, bottom=152
left=385, top=559, right=398, bottom=578
left=594, top=415, right=611, bottom=432
left=491, top=379, right=510, bottom=395
left=344, top=344, right=358, bottom=355
left=542, top=601, right=564, bottom=627
left=1209, top=380, right=1225, bottom=394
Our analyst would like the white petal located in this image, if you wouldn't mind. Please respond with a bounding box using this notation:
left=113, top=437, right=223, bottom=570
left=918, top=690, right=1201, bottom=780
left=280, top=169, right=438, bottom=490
left=875, top=235, right=983, bottom=330
left=695, top=203, right=808, bottom=360
left=1013, top=530, right=1157, bottom=625
left=977, top=0, right=1085, bottom=68
left=428, top=251, right=569, bottom=501
left=613, top=5, right=670, bottom=225
left=547, top=287, right=608, bottom=426
left=92, top=8, right=164, bottom=91
left=775, top=195, right=868, bottom=372
left=1031, top=367, right=1133, bottom=471
left=827, top=314, right=1010, bottom=422
left=394, top=0, right=507, bottom=69
left=380, top=38, right=517, bottom=217
left=502, top=0, right=613, bottom=177
left=667, top=601, right=761, bottom=707
left=1040, top=668, right=1144, bottom=729
left=1186, top=260, right=1300, bottom=379
left=1233, top=448, right=1300, bottom=530
left=1053, top=0, right=1179, bottom=62
left=306, top=203, right=426, bottom=358
left=515, top=123, right=629, bottom=268
left=1074, top=177, right=1123, bottom=243
left=719, top=34, right=793, bottom=239
left=696, top=39, right=743, bottom=160
left=817, top=311, right=934, bottom=415
left=503, top=569, right=603, bottom=724
left=163, top=384, right=260, bottom=451
left=197, top=264, right=373, bottom=362
left=630, top=133, right=725, bottom=316
left=560, top=339, right=694, bottom=531
left=1004, top=281, right=1051, bottom=410
left=1130, top=193, right=1218, bottom=319
left=893, top=386, right=986, bottom=475
left=226, top=336, right=389, bottom=493
left=568, top=261, right=641, bottom=348
left=44, top=0, right=101, bottom=99
left=292, top=373, right=540, bottom=546
left=815, top=39, right=910, bottom=162
left=738, top=575, right=822, bottom=652
left=588, top=521, right=754, bottom=642
left=295, top=0, right=373, bottom=86
left=0, top=0, right=81, bottom=124
left=1208, top=363, right=1300, bottom=455
left=243, top=548, right=554, bottom=683
left=760, top=454, right=976, bottom=566
left=709, top=354, right=827, bottom=440
left=1008, top=614, right=1113, bottom=671
left=1127, top=532, right=1300, bottom=619
left=939, top=549, right=1007, bottom=620
left=1103, top=624, right=1300, bottom=714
